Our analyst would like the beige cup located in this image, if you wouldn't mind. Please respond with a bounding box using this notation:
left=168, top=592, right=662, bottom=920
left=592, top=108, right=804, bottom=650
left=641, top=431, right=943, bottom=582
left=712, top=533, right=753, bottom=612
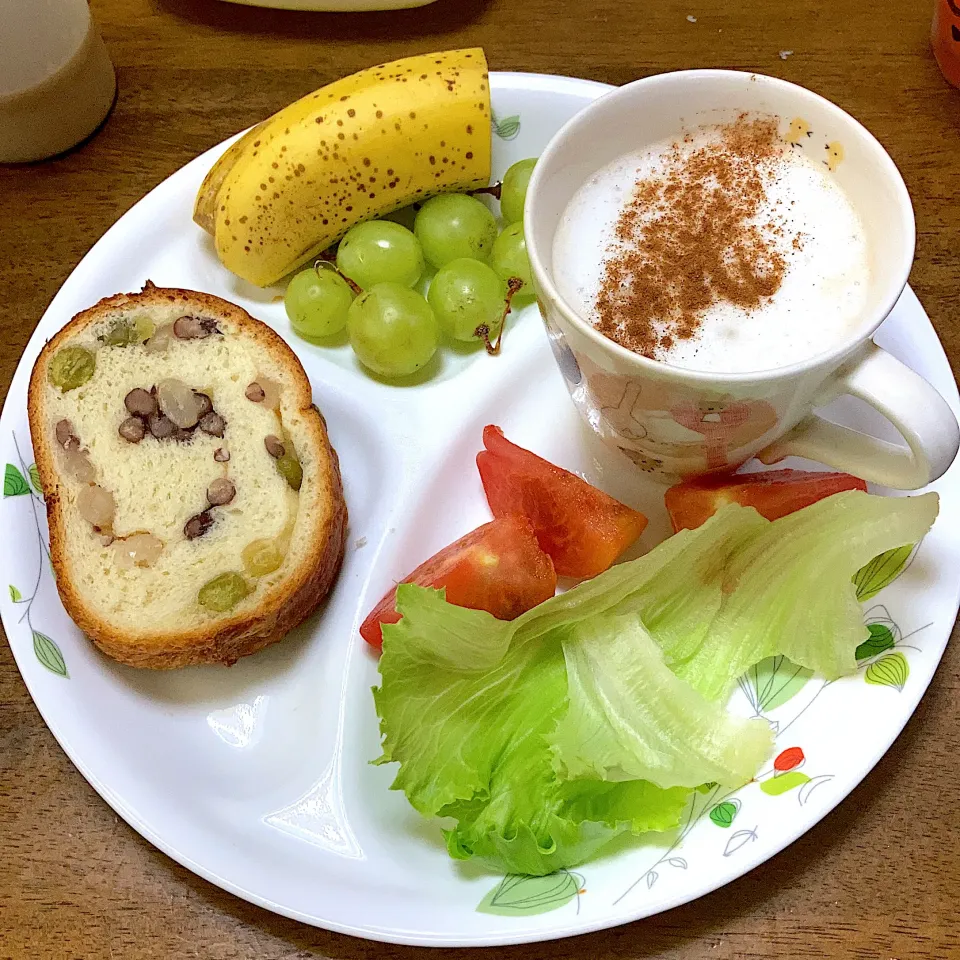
left=524, top=70, right=959, bottom=489
left=0, top=0, right=116, bottom=163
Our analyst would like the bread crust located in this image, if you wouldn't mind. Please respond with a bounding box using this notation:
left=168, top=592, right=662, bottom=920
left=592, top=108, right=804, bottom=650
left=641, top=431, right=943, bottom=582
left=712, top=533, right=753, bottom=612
left=27, top=283, right=348, bottom=669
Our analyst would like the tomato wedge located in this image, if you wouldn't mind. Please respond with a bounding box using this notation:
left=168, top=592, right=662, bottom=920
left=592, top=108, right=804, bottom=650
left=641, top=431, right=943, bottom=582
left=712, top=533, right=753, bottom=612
left=665, top=469, right=868, bottom=532
left=476, top=425, right=648, bottom=578
left=359, top=515, right=557, bottom=649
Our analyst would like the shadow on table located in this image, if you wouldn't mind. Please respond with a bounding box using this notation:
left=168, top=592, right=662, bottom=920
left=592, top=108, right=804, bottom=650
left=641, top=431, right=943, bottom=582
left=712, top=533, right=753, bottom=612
left=144, top=694, right=929, bottom=958
left=154, top=0, right=493, bottom=41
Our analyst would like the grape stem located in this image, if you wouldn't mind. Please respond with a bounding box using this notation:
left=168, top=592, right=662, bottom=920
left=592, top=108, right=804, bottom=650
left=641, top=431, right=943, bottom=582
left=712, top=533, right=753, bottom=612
left=314, top=257, right=362, bottom=295
left=475, top=277, right=524, bottom=356
left=469, top=182, right=503, bottom=201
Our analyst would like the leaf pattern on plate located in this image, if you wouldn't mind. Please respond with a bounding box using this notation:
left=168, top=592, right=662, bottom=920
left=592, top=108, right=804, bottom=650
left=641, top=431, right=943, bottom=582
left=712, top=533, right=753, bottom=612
left=854, top=544, right=914, bottom=601
left=477, top=871, right=583, bottom=916
left=4, top=463, right=29, bottom=497
left=33, top=631, right=68, bottom=678
left=739, top=655, right=813, bottom=714
left=723, top=827, right=758, bottom=857
left=709, top=800, right=740, bottom=828
left=797, top=774, right=835, bottom=807
left=865, top=652, right=909, bottom=691
left=773, top=747, right=804, bottom=772
left=5, top=433, right=69, bottom=679
left=855, top=622, right=896, bottom=661
left=759, top=771, right=811, bottom=796
left=492, top=112, right=521, bottom=141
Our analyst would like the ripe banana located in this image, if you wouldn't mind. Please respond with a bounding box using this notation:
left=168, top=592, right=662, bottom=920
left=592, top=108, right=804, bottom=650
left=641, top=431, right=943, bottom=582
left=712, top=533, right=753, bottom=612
left=201, top=49, right=492, bottom=287
left=193, top=80, right=345, bottom=234
left=193, top=122, right=264, bottom=234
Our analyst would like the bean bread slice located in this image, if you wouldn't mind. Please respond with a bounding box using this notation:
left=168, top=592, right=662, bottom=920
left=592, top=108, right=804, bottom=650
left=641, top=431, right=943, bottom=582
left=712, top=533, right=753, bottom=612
left=28, top=283, right=347, bottom=668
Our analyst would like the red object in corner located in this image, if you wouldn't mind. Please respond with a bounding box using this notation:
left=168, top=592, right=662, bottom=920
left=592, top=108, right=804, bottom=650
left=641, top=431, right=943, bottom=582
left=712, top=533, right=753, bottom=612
left=933, top=0, right=960, bottom=89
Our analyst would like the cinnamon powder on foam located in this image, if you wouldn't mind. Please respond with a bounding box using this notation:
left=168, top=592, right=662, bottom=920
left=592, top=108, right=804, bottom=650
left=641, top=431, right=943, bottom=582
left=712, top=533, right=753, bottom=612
left=594, top=115, right=796, bottom=359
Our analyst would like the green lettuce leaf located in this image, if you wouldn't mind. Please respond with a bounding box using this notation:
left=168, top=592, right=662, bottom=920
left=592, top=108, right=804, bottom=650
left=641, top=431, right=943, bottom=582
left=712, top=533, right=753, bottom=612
left=375, top=585, right=688, bottom=875
left=374, top=587, right=515, bottom=816
left=374, top=491, right=937, bottom=875
left=551, top=614, right=773, bottom=788
left=673, top=491, right=938, bottom=701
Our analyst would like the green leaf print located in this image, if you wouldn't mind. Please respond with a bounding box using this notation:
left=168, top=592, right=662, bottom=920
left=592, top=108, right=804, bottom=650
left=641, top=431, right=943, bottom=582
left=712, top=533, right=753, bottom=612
left=865, top=652, right=909, bottom=691
left=855, top=622, right=896, bottom=661
left=4, top=463, right=29, bottom=497
left=9, top=585, right=22, bottom=602
left=28, top=463, right=42, bottom=494
left=493, top=113, right=521, bottom=141
left=33, top=632, right=68, bottom=678
left=854, top=545, right=914, bottom=601
left=709, top=800, right=740, bottom=828
left=477, top=871, right=582, bottom=916
left=759, top=771, right=811, bottom=796
left=744, top=656, right=813, bottom=713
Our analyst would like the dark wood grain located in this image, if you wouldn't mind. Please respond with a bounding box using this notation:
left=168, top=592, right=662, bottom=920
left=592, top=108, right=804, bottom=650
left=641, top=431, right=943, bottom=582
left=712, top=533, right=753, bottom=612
left=2, top=0, right=960, bottom=956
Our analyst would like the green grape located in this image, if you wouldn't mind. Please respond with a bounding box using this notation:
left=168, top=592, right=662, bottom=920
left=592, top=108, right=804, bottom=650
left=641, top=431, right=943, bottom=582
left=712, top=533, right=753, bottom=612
left=285, top=267, right=354, bottom=339
left=242, top=538, right=285, bottom=577
left=414, top=194, right=497, bottom=268
left=198, top=572, right=251, bottom=612
left=134, top=315, right=157, bottom=342
left=490, top=222, right=535, bottom=299
left=347, top=282, right=439, bottom=377
left=49, top=346, right=95, bottom=392
left=336, top=220, right=424, bottom=289
left=379, top=206, right=418, bottom=232
left=428, top=258, right=505, bottom=342
left=99, top=315, right=155, bottom=346
left=500, top=158, right=537, bottom=223
left=276, top=452, right=303, bottom=491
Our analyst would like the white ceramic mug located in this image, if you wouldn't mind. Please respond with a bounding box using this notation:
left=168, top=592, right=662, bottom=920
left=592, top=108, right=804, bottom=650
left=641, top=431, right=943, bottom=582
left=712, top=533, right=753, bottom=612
left=524, top=69, right=960, bottom=489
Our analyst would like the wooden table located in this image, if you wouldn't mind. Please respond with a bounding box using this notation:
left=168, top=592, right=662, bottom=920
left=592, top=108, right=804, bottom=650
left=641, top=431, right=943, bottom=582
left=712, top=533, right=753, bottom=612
left=2, top=0, right=959, bottom=956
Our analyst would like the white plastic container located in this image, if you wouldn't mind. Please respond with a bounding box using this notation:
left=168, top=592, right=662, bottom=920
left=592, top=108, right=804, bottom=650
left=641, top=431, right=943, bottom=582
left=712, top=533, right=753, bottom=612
left=0, top=0, right=116, bottom=163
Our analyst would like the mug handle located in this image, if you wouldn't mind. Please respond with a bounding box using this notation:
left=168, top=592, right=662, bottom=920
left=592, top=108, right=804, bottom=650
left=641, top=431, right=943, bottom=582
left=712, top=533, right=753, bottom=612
left=756, top=343, right=960, bottom=489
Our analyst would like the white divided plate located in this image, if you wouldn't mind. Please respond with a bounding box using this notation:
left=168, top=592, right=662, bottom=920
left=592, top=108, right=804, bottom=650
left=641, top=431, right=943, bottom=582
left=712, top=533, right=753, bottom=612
left=1, top=73, right=958, bottom=947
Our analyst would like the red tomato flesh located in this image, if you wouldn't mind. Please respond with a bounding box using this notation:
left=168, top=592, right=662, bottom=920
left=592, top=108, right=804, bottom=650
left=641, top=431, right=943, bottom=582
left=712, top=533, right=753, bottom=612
left=476, top=425, right=649, bottom=579
left=665, top=469, right=868, bottom=533
left=359, top=515, right=557, bottom=649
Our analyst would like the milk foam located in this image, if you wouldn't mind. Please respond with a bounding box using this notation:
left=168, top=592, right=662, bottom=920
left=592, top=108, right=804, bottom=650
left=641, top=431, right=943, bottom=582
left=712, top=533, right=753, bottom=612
left=552, top=123, right=871, bottom=373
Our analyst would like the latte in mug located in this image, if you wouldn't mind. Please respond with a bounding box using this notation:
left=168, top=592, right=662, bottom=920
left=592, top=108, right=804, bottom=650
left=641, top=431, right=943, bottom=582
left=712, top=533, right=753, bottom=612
left=552, top=114, right=871, bottom=374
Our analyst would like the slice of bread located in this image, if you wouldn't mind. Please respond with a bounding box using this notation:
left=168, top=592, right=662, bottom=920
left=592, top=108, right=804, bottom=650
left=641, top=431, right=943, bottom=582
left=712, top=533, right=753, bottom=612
left=28, top=282, right=347, bottom=669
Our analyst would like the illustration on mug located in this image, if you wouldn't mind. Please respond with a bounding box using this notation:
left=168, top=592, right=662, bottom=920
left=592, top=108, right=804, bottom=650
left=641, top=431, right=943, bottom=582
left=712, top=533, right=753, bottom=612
left=579, top=356, right=781, bottom=473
